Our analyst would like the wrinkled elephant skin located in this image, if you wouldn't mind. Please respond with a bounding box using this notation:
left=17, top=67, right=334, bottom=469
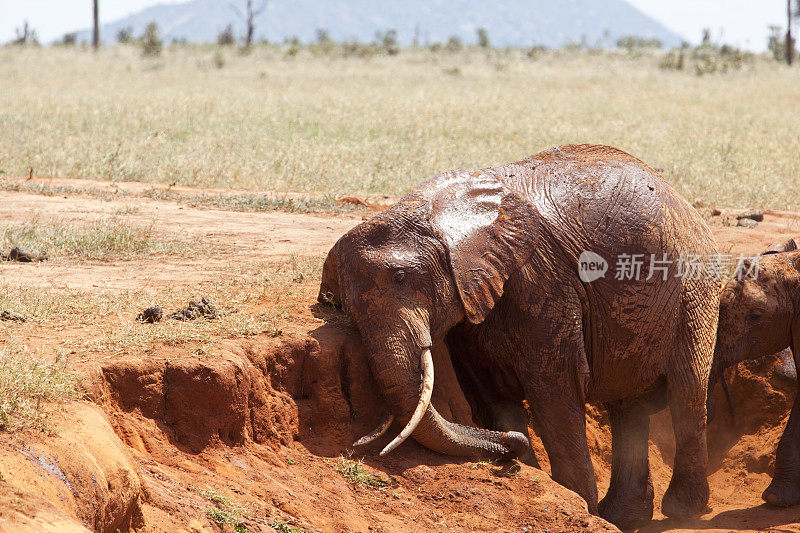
left=710, top=238, right=800, bottom=508
left=319, top=144, right=721, bottom=528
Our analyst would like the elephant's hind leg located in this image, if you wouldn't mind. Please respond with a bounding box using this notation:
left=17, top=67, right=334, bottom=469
left=661, top=300, right=716, bottom=518
left=598, top=399, right=655, bottom=529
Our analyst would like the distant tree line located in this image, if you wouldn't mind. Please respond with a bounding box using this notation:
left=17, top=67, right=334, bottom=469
left=7, top=0, right=800, bottom=68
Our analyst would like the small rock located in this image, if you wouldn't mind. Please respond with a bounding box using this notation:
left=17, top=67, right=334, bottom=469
left=7, top=247, right=48, bottom=262
left=737, top=218, right=759, bottom=229
left=136, top=306, right=163, bottom=323
left=736, top=210, right=764, bottom=222
left=0, top=310, right=25, bottom=322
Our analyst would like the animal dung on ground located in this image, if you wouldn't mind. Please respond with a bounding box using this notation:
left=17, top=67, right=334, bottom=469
left=0, top=310, right=25, bottom=322
left=168, top=297, right=218, bottom=321
left=136, top=306, right=164, bottom=324
left=135, top=297, right=219, bottom=324
left=5, top=247, right=48, bottom=262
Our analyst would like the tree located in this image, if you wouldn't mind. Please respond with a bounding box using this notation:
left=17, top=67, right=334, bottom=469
left=231, top=0, right=267, bottom=49
left=140, top=22, right=162, bottom=57
left=476, top=28, right=490, bottom=48
left=93, top=0, right=100, bottom=49
left=788, top=0, right=797, bottom=65
left=13, top=21, right=38, bottom=45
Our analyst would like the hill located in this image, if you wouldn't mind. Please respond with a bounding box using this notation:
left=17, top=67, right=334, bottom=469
left=80, top=0, right=683, bottom=48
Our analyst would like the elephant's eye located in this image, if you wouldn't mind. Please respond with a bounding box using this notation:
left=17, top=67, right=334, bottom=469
left=393, top=270, right=406, bottom=286
left=748, top=310, right=763, bottom=322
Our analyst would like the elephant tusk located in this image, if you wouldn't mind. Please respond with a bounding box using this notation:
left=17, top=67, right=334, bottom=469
left=352, top=412, right=395, bottom=447
left=380, top=347, right=434, bottom=456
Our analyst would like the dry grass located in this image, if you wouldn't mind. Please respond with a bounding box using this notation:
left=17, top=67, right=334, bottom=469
left=0, top=345, right=76, bottom=430
left=1, top=216, right=199, bottom=260
left=0, top=46, right=799, bottom=208
left=0, top=254, right=324, bottom=355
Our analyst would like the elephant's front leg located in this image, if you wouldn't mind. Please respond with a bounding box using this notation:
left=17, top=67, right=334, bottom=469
left=598, top=400, right=654, bottom=529
left=763, top=394, right=800, bottom=507
left=527, top=378, right=598, bottom=513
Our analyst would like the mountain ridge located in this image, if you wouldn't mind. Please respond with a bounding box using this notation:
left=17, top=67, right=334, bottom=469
left=77, top=0, right=684, bottom=48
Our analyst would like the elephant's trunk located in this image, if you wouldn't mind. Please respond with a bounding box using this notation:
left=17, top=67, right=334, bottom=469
left=707, top=356, right=736, bottom=422
left=360, top=335, right=528, bottom=460
left=379, top=347, right=435, bottom=455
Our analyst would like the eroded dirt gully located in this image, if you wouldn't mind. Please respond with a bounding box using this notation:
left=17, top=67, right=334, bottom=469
left=2, top=178, right=800, bottom=532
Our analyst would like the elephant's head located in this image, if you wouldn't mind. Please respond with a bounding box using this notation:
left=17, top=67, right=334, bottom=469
left=318, top=170, right=537, bottom=459
left=709, top=238, right=800, bottom=414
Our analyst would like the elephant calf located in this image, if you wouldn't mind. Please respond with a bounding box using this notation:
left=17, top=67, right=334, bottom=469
left=710, top=238, right=800, bottom=507
left=319, top=144, right=721, bottom=528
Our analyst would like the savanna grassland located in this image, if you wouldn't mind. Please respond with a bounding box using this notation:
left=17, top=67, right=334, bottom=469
left=1, top=44, right=800, bottom=208
left=4, top=43, right=800, bottom=533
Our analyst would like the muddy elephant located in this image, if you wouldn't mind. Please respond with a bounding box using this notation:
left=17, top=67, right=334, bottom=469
left=710, top=237, right=800, bottom=507
left=318, top=144, right=720, bottom=528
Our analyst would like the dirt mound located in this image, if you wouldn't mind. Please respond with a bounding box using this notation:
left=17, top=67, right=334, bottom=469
left=4, top=322, right=796, bottom=532
left=0, top=402, right=142, bottom=532
left=70, top=326, right=617, bottom=532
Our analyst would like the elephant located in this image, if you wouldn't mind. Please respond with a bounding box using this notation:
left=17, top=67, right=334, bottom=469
left=318, top=144, right=721, bottom=528
left=709, top=237, right=800, bottom=507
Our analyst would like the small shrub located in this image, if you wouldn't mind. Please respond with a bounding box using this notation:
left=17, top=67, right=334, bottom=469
left=140, top=22, right=163, bottom=57
left=213, top=50, right=226, bottom=69
left=0, top=346, right=76, bottom=431
left=334, top=456, right=388, bottom=489
left=527, top=45, right=547, bottom=59
left=59, top=33, right=77, bottom=47
left=198, top=489, right=249, bottom=532
left=616, top=36, right=662, bottom=51
left=217, top=24, right=235, bottom=46
left=270, top=520, right=307, bottom=533
left=116, top=27, right=133, bottom=44
left=375, top=29, right=399, bottom=55
left=660, top=41, right=751, bottom=75
left=315, top=29, right=331, bottom=44
left=446, top=35, right=463, bottom=52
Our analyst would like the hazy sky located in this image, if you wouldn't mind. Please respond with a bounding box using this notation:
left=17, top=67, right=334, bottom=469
left=0, top=0, right=791, bottom=51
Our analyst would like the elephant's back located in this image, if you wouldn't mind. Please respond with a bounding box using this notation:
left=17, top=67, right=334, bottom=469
left=497, top=144, right=716, bottom=260
left=495, top=144, right=719, bottom=399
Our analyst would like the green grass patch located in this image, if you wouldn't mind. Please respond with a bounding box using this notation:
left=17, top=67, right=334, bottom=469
left=198, top=489, right=250, bottom=532
left=270, top=520, right=308, bottom=533
left=0, top=346, right=76, bottom=431
left=334, top=456, right=389, bottom=489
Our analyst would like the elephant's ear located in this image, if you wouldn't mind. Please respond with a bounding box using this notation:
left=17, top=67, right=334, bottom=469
left=428, top=171, right=539, bottom=324
left=762, top=238, right=798, bottom=255
left=318, top=239, right=342, bottom=308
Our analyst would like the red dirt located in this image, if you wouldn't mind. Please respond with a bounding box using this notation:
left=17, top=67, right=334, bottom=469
left=2, top=178, right=800, bottom=532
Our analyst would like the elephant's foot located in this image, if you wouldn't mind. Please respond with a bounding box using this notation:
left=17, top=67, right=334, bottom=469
left=661, top=474, right=710, bottom=518
left=763, top=477, right=800, bottom=507
left=598, top=484, right=654, bottom=530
